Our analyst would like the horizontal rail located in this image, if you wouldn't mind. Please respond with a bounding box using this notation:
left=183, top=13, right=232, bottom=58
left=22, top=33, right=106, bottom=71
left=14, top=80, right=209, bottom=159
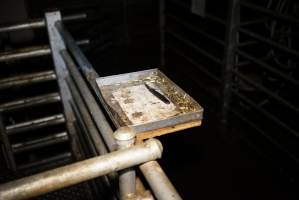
left=0, top=92, right=61, bottom=112
left=56, top=19, right=182, bottom=200
left=0, top=139, right=163, bottom=200
left=239, top=28, right=299, bottom=58
left=0, top=13, right=87, bottom=33
left=232, top=90, right=299, bottom=138
left=166, top=44, right=222, bottom=83
left=6, top=114, right=65, bottom=135
left=0, top=40, right=89, bottom=62
left=0, top=70, right=56, bottom=90
left=166, top=29, right=223, bottom=64
left=237, top=50, right=299, bottom=87
left=168, top=0, right=226, bottom=25
left=233, top=70, right=299, bottom=114
left=12, top=132, right=68, bottom=153
left=241, top=1, right=299, bottom=25
left=67, top=76, right=108, bottom=155
left=17, top=152, right=72, bottom=170
left=60, top=50, right=117, bottom=151
left=167, top=14, right=225, bottom=46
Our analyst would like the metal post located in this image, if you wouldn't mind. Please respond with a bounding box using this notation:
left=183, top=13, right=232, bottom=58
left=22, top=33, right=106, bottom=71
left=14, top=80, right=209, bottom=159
left=45, top=11, right=83, bottom=160
left=221, top=0, right=240, bottom=134
left=140, top=161, right=182, bottom=200
left=114, top=127, right=136, bottom=199
left=0, top=139, right=163, bottom=200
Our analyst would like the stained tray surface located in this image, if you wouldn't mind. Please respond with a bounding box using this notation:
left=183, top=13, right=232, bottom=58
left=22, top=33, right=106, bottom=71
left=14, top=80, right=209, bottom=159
left=96, top=69, right=203, bottom=133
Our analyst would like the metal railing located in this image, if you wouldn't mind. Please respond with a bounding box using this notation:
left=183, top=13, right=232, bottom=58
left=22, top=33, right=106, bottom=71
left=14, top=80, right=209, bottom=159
left=0, top=11, right=182, bottom=200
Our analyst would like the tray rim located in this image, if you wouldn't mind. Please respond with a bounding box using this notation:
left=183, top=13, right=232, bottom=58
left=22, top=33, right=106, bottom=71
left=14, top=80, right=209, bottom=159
left=96, top=68, right=203, bottom=134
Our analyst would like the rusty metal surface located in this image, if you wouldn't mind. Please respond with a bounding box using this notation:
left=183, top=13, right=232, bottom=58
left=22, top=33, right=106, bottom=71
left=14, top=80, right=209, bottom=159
left=96, top=68, right=203, bottom=133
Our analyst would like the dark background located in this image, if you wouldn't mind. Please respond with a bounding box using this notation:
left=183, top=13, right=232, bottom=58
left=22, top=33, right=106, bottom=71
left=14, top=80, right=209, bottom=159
left=0, top=0, right=298, bottom=199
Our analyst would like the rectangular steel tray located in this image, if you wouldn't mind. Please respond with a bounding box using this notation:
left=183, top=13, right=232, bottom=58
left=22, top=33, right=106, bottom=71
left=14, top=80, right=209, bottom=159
left=96, top=69, right=203, bottom=134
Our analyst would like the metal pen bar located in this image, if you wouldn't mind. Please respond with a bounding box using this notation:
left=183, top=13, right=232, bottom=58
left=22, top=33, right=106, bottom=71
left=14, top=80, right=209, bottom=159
left=241, top=1, right=299, bottom=25
left=0, top=114, right=16, bottom=171
left=45, top=11, right=83, bottom=160
left=60, top=50, right=117, bottom=151
left=0, top=45, right=50, bottom=62
left=0, top=40, right=89, bottom=63
left=166, top=44, right=222, bottom=83
left=0, top=13, right=86, bottom=33
left=0, top=70, right=56, bottom=90
left=12, top=132, right=68, bottom=153
left=165, top=29, right=223, bottom=64
left=6, top=114, right=65, bottom=135
left=239, top=28, right=299, bottom=58
left=17, top=152, right=72, bottom=171
left=237, top=50, right=299, bottom=87
left=114, top=128, right=136, bottom=199
left=66, top=76, right=108, bottom=155
left=167, top=14, right=225, bottom=46
left=230, top=102, right=299, bottom=163
left=0, top=92, right=61, bottom=112
left=69, top=99, right=119, bottom=200
left=55, top=21, right=120, bottom=128
left=233, top=71, right=299, bottom=114
left=231, top=90, right=299, bottom=158
left=239, top=18, right=269, bottom=26
left=168, top=0, right=226, bottom=25
left=140, top=161, right=182, bottom=200
left=55, top=17, right=182, bottom=199
left=0, top=139, right=163, bottom=200
left=221, top=0, right=240, bottom=131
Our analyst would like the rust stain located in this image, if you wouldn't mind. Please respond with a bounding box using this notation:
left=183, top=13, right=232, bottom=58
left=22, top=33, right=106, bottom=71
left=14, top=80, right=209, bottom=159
left=132, top=112, right=143, bottom=118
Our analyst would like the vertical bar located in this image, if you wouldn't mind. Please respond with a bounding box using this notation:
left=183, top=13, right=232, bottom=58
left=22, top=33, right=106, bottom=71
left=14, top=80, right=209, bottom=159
left=160, top=0, right=166, bottom=69
left=221, top=0, right=240, bottom=133
left=114, top=127, right=136, bottom=199
left=0, top=113, right=16, bottom=171
left=45, top=11, right=82, bottom=160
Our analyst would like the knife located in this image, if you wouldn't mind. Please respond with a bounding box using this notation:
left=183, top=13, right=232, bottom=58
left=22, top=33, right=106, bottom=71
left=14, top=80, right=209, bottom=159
left=144, top=83, right=170, bottom=104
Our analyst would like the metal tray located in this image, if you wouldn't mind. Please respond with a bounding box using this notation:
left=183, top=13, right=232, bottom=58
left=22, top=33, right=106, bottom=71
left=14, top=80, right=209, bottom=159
left=96, top=69, right=203, bottom=134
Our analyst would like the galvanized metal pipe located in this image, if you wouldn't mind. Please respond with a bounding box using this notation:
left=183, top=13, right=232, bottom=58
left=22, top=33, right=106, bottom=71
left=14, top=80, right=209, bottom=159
left=0, top=139, right=163, bottom=200
left=60, top=50, right=117, bottom=151
left=6, top=114, right=65, bottom=135
left=18, top=152, right=72, bottom=171
left=140, top=161, right=182, bottom=200
left=0, top=13, right=86, bottom=33
left=12, top=132, right=68, bottom=153
left=114, top=127, right=136, bottom=199
left=0, top=40, right=89, bottom=63
left=56, top=21, right=120, bottom=127
left=0, top=70, right=56, bottom=90
left=67, top=77, right=108, bottom=155
left=55, top=18, right=182, bottom=200
left=0, top=92, right=60, bottom=112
